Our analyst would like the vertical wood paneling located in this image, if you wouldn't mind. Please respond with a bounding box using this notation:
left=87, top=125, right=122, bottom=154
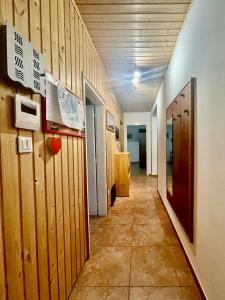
left=81, top=140, right=88, bottom=259
left=42, top=0, right=59, bottom=297
left=0, top=1, right=122, bottom=300
left=65, top=0, right=71, bottom=89
left=0, top=1, right=25, bottom=299
left=14, top=0, right=39, bottom=298
left=78, top=20, right=83, bottom=98
left=0, top=138, right=6, bottom=300
left=73, top=138, right=81, bottom=275
left=61, top=137, right=72, bottom=297
left=0, top=133, right=25, bottom=300
left=70, top=5, right=76, bottom=94
left=75, top=11, right=81, bottom=96
left=50, top=0, right=66, bottom=298
left=29, top=0, right=50, bottom=299
left=77, top=139, right=85, bottom=266
left=68, top=137, right=77, bottom=285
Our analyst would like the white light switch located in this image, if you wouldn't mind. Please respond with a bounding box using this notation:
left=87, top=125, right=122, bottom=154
left=18, top=136, right=33, bottom=153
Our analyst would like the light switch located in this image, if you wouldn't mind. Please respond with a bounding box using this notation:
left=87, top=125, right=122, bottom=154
left=18, top=136, right=33, bottom=153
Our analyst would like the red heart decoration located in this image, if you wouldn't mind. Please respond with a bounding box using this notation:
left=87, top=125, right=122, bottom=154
left=47, top=137, right=62, bottom=155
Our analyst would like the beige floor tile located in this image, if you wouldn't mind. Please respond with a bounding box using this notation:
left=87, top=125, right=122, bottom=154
left=133, top=208, right=161, bottom=225
left=129, top=287, right=183, bottom=300
left=167, top=246, right=190, bottom=271
left=77, top=247, right=131, bottom=286
left=134, top=199, right=156, bottom=210
left=132, top=224, right=167, bottom=246
left=69, top=287, right=129, bottom=300
left=161, top=222, right=179, bottom=245
left=130, top=247, right=179, bottom=286
left=90, top=224, right=133, bottom=247
left=72, top=169, right=202, bottom=299
left=90, top=210, right=133, bottom=225
left=180, top=287, right=203, bottom=300
left=176, top=268, right=196, bottom=287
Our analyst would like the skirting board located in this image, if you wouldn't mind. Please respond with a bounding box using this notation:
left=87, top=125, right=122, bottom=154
left=157, top=190, right=207, bottom=300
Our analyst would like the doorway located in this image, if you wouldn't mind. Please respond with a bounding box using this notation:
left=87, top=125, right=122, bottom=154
left=84, top=79, right=108, bottom=217
left=127, top=125, right=147, bottom=176
left=151, top=106, right=158, bottom=176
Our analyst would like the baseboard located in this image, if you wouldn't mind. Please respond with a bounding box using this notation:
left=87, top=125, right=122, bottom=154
left=157, top=190, right=207, bottom=300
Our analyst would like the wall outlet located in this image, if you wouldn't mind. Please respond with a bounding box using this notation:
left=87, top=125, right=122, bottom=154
left=17, top=136, right=33, bottom=153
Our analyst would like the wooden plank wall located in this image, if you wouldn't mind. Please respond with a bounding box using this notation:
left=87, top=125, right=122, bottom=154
left=0, top=0, right=122, bottom=299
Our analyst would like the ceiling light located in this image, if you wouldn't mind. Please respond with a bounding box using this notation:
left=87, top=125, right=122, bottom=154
left=132, top=77, right=139, bottom=85
left=134, top=71, right=141, bottom=79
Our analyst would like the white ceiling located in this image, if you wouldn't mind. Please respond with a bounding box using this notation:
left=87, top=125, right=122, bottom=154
left=77, top=0, right=192, bottom=112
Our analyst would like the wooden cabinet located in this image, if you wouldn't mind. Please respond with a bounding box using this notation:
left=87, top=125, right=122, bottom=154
left=115, top=152, right=131, bottom=197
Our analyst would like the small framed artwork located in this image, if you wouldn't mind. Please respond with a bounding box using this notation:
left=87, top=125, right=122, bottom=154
left=106, top=110, right=115, bottom=132
left=115, top=127, right=120, bottom=141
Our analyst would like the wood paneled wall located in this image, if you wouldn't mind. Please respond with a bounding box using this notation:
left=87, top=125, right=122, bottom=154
left=0, top=1, right=122, bottom=299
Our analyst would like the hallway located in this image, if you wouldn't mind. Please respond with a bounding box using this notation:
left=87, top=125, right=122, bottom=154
left=69, top=174, right=202, bottom=300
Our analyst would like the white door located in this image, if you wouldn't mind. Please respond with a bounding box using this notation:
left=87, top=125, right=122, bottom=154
left=86, top=105, right=98, bottom=215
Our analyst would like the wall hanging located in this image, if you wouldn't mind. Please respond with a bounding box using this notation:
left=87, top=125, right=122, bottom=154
left=43, top=72, right=85, bottom=138
left=115, top=127, right=120, bottom=141
left=0, top=22, right=45, bottom=96
left=106, top=110, right=115, bottom=132
left=46, top=137, right=62, bottom=155
left=166, top=78, right=195, bottom=242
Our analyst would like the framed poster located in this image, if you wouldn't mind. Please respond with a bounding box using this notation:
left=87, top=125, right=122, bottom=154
left=115, top=127, right=120, bottom=141
left=106, top=111, right=115, bottom=132
left=43, top=72, right=85, bottom=138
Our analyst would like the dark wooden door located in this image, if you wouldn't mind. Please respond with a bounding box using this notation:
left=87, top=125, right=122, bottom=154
left=139, top=130, right=146, bottom=168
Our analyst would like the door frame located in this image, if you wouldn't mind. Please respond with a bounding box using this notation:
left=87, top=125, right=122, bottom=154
left=83, top=76, right=108, bottom=217
left=124, top=123, right=151, bottom=175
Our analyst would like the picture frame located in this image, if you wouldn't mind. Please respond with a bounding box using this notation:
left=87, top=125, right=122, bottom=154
left=106, top=110, right=115, bottom=132
left=115, top=126, right=120, bottom=141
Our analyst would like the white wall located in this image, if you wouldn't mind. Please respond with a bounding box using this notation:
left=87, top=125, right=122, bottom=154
left=127, top=142, right=139, bottom=162
left=152, top=1, right=225, bottom=299
left=151, top=116, right=158, bottom=175
left=124, top=112, right=151, bottom=174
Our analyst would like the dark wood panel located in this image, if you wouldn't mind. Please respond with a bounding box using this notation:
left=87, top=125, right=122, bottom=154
left=166, top=79, right=195, bottom=242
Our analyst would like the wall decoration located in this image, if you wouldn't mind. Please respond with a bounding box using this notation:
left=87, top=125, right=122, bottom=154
left=166, top=78, right=195, bottom=242
left=115, top=127, right=120, bottom=141
left=46, top=137, right=62, bottom=155
left=43, top=72, right=85, bottom=137
left=106, top=110, right=115, bottom=132
left=15, top=94, right=40, bottom=130
left=0, top=22, right=45, bottom=96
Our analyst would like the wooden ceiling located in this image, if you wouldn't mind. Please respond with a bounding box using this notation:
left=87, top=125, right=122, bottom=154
left=77, top=0, right=192, bottom=112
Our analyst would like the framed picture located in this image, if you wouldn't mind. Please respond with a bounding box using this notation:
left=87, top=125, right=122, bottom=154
left=106, top=110, right=115, bottom=132
left=115, top=127, right=120, bottom=141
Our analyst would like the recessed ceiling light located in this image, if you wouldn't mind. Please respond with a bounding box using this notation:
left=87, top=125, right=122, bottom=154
left=134, top=71, right=141, bottom=79
left=132, top=77, right=139, bottom=85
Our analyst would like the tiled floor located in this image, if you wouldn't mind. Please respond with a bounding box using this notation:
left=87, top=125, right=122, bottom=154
left=69, top=173, right=202, bottom=300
